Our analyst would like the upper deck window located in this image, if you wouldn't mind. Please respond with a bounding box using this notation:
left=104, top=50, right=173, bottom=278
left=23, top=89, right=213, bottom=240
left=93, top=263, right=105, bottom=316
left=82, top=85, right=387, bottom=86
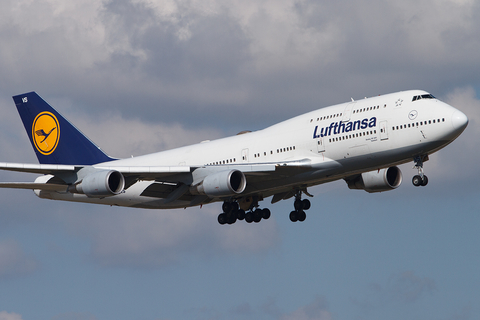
left=412, top=94, right=436, bottom=102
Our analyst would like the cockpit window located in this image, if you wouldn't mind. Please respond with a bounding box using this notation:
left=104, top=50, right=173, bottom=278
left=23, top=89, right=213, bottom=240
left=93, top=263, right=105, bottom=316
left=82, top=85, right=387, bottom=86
left=412, top=94, right=436, bottom=101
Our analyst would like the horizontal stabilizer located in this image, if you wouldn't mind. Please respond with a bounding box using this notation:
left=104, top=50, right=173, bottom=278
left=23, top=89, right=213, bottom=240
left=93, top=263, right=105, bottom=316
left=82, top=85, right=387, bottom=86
left=0, top=162, right=76, bottom=174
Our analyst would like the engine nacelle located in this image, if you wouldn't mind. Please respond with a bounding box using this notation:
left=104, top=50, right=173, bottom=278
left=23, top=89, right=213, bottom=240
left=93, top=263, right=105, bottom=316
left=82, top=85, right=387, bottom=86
left=192, top=169, right=246, bottom=197
left=347, top=166, right=402, bottom=193
left=75, top=170, right=125, bottom=198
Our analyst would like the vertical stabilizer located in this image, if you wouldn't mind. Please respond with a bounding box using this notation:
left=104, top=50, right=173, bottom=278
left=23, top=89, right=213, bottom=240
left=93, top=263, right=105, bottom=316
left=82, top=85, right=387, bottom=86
left=13, top=92, right=115, bottom=165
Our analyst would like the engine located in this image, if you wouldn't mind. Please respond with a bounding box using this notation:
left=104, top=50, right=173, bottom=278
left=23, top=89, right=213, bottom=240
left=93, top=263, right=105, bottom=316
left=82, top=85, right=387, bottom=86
left=75, top=170, right=125, bottom=198
left=347, top=166, right=402, bottom=193
left=191, top=169, right=246, bottom=197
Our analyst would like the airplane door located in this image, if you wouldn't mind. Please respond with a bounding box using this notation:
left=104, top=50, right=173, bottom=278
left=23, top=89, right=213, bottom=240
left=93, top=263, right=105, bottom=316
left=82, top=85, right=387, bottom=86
left=241, top=148, right=249, bottom=162
left=342, top=102, right=356, bottom=122
left=380, top=120, right=389, bottom=140
left=316, top=137, right=325, bottom=153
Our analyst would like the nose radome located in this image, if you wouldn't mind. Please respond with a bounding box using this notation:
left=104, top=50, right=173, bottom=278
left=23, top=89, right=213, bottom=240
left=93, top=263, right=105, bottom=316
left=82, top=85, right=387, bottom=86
left=452, top=109, right=468, bottom=132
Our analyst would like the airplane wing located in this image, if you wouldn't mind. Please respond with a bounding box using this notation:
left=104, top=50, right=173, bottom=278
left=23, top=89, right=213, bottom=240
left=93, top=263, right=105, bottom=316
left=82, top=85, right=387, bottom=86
left=0, top=158, right=318, bottom=179
left=0, top=182, right=69, bottom=192
left=0, top=158, right=339, bottom=203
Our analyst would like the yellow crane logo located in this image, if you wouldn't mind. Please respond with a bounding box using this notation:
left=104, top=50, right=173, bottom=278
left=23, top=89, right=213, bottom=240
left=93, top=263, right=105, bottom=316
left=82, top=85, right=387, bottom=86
left=32, top=112, right=60, bottom=155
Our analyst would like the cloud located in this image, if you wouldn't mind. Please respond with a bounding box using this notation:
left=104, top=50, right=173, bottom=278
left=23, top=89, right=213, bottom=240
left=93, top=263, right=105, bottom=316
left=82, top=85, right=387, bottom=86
left=383, top=270, right=437, bottom=304
left=0, top=312, right=23, bottom=320
left=0, top=240, right=38, bottom=279
left=280, top=296, right=333, bottom=320
left=70, top=111, right=223, bottom=158
left=352, top=270, right=437, bottom=315
left=430, top=86, right=480, bottom=183
left=2, top=0, right=480, bottom=133
left=61, top=206, right=280, bottom=269
left=51, top=313, right=98, bottom=320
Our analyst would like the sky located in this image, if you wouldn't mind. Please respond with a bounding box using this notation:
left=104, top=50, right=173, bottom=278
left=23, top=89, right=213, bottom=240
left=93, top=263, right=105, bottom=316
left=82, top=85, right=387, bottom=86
left=0, top=0, right=479, bottom=319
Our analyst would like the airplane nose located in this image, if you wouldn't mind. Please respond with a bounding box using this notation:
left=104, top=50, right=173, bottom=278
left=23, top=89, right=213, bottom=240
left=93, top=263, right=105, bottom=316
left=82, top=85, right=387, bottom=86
left=451, top=109, right=469, bottom=132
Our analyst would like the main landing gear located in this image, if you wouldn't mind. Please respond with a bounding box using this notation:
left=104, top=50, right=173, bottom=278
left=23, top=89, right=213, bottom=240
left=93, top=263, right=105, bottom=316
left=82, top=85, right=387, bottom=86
left=217, top=200, right=271, bottom=225
left=412, top=155, right=429, bottom=187
left=289, top=192, right=311, bottom=223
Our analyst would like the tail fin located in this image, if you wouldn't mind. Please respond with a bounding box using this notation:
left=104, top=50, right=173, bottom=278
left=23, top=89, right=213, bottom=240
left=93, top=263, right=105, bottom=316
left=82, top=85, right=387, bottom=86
left=12, top=92, right=115, bottom=165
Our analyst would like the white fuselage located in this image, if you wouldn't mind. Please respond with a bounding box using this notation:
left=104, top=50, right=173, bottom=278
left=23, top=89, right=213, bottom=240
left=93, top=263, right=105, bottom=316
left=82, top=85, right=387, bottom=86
left=37, top=90, right=468, bottom=209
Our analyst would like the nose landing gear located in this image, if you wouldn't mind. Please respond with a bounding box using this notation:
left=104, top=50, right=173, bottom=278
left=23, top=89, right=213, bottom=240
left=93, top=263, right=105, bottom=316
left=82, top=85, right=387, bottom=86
left=412, top=155, right=429, bottom=187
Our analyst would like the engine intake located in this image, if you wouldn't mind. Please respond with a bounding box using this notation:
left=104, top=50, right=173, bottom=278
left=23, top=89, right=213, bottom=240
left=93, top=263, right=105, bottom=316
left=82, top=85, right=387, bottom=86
left=192, top=169, right=246, bottom=197
left=75, top=170, right=125, bottom=198
left=347, top=166, right=402, bottom=193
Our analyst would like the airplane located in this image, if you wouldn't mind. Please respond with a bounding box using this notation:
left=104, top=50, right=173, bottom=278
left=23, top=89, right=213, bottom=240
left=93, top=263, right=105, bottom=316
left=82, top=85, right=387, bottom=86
left=0, top=90, right=468, bottom=224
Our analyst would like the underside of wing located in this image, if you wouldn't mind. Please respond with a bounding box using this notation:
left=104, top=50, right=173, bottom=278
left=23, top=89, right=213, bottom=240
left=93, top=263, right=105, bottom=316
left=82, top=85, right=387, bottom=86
left=0, top=182, right=68, bottom=192
left=0, top=157, right=338, bottom=206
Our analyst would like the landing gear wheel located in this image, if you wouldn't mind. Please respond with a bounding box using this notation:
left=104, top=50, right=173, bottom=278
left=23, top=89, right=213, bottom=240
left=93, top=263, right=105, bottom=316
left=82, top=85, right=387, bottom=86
left=245, top=212, right=253, bottom=223
left=227, top=213, right=237, bottom=224
left=421, top=175, right=429, bottom=186
left=218, top=213, right=227, bottom=225
left=294, top=199, right=303, bottom=211
left=302, top=199, right=311, bottom=210
left=289, top=211, right=298, bottom=222
left=237, top=209, right=246, bottom=220
left=262, top=208, right=271, bottom=220
left=222, top=202, right=232, bottom=213
left=297, top=210, right=306, bottom=222
left=253, top=210, right=262, bottom=223
left=412, top=175, right=423, bottom=187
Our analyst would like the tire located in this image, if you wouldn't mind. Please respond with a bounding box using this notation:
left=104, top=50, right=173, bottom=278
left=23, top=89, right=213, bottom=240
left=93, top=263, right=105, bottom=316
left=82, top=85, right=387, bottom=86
left=218, top=213, right=227, bottom=225
left=421, top=175, right=429, bottom=186
left=237, top=209, right=246, bottom=220
left=289, top=211, right=298, bottom=222
left=302, top=199, right=311, bottom=210
left=253, top=210, right=262, bottom=223
left=294, top=199, right=303, bottom=211
left=262, top=208, right=271, bottom=219
left=227, top=213, right=236, bottom=224
left=412, top=175, right=423, bottom=187
left=222, top=202, right=232, bottom=213
left=297, top=210, right=306, bottom=222
left=245, top=212, right=253, bottom=223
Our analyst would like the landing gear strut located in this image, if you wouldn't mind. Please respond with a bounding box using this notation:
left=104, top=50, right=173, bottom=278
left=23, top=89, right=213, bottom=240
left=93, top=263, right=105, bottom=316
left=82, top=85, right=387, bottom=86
left=412, top=155, right=429, bottom=187
left=289, top=191, right=311, bottom=222
left=218, top=199, right=271, bottom=225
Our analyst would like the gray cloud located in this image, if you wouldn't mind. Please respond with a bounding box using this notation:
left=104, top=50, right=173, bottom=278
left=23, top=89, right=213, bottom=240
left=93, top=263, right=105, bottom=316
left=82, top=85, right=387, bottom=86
left=2, top=0, right=480, bottom=135
left=352, top=270, right=437, bottom=316
left=383, top=271, right=437, bottom=304
left=59, top=206, right=280, bottom=269
left=51, top=312, right=98, bottom=320
left=0, top=311, right=23, bottom=320
left=280, top=296, right=332, bottom=320
left=0, top=240, right=38, bottom=279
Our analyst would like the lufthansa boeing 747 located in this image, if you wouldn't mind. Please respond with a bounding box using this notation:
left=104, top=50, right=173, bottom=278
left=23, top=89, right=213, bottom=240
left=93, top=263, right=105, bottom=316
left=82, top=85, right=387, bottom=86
left=0, top=90, right=468, bottom=224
